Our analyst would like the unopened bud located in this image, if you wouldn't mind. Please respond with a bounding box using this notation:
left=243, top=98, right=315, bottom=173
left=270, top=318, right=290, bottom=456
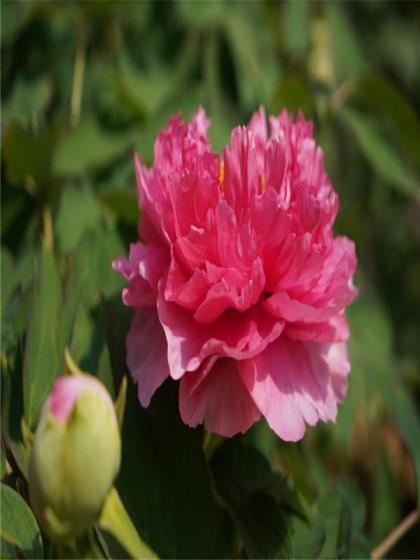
left=29, top=374, right=121, bottom=541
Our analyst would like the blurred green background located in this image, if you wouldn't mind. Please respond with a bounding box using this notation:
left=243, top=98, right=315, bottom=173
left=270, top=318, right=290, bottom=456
left=1, top=1, right=420, bottom=559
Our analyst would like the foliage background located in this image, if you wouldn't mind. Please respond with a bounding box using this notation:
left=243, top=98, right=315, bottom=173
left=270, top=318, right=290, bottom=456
left=1, top=1, right=420, bottom=558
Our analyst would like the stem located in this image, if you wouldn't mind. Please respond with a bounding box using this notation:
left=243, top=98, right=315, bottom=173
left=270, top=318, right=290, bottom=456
left=70, top=13, right=86, bottom=127
left=42, top=205, right=53, bottom=251
left=203, top=430, right=224, bottom=459
left=98, top=487, right=157, bottom=559
left=371, top=508, right=419, bottom=559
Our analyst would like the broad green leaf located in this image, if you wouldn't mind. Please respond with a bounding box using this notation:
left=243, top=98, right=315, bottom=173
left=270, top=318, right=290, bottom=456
left=1, top=346, right=29, bottom=477
left=326, top=4, right=364, bottom=83
left=292, top=516, right=325, bottom=560
left=3, top=122, right=55, bottom=187
left=3, top=77, right=51, bottom=127
left=234, top=492, right=293, bottom=559
left=282, top=1, right=310, bottom=58
left=335, top=291, right=420, bottom=506
left=52, top=119, right=134, bottom=176
left=211, top=439, right=282, bottom=506
left=211, top=439, right=293, bottom=559
left=318, top=479, right=367, bottom=559
left=99, top=189, right=138, bottom=228
left=386, top=385, right=420, bottom=506
left=224, top=5, right=263, bottom=110
left=117, top=379, right=216, bottom=558
left=23, top=246, right=62, bottom=427
left=0, top=484, right=43, bottom=559
left=56, top=185, right=101, bottom=254
left=358, top=74, right=420, bottom=168
left=177, top=0, right=224, bottom=28
left=371, top=451, right=399, bottom=543
left=341, top=108, right=418, bottom=196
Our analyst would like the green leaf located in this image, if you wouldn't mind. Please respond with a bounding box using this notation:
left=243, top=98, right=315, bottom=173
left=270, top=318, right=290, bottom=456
left=224, top=5, right=263, bottom=110
left=23, top=246, right=62, bottom=427
left=0, top=484, right=43, bottom=559
left=99, top=189, right=139, bottom=228
left=3, top=122, right=55, bottom=187
left=292, top=516, right=326, bottom=560
left=56, top=185, right=101, bottom=254
left=52, top=118, right=134, bottom=176
left=326, top=4, right=365, bottom=83
left=341, top=108, right=418, bottom=196
left=211, top=439, right=281, bottom=506
left=282, top=1, right=310, bottom=58
left=211, top=439, right=293, bottom=559
left=1, top=343, right=29, bottom=477
left=177, top=0, right=224, bottom=28
left=386, top=385, right=420, bottom=507
left=1, top=248, right=14, bottom=317
left=236, top=492, right=292, bottom=559
left=117, top=379, right=216, bottom=558
left=3, top=77, right=51, bottom=127
left=318, top=479, right=367, bottom=559
left=358, top=74, right=420, bottom=168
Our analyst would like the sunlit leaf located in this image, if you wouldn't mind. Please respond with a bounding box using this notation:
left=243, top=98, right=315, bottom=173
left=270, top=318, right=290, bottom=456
left=3, top=77, right=51, bottom=127
left=23, top=246, right=61, bottom=427
left=52, top=119, right=134, bottom=176
left=56, top=184, right=101, bottom=254
left=3, top=122, right=55, bottom=187
left=0, top=484, right=43, bottom=559
left=326, top=5, right=365, bottom=83
left=282, top=1, right=310, bottom=58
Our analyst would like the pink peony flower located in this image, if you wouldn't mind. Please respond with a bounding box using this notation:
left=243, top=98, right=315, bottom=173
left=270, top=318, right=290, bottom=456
left=113, top=107, right=357, bottom=441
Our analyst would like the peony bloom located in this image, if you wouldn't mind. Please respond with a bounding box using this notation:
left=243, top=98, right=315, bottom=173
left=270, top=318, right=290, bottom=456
left=29, top=375, right=121, bottom=540
left=114, top=107, right=357, bottom=441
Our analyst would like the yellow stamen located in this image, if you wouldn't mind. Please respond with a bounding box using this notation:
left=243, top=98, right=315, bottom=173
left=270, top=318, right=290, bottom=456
left=261, top=173, right=266, bottom=193
left=219, top=160, right=225, bottom=184
left=219, top=160, right=225, bottom=195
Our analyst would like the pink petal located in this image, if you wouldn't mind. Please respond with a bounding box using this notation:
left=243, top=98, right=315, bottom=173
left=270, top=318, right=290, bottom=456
left=49, top=375, right=114, bottom=421
left=157, top=282, right=284, bottom=379
left=180, top=359, right=260, bottom=437
left=113, top=243, right=169, bottom=307
left=135, top=154, right=173, bottom=244
left=126, top=308, right=170, bottom=407
left=239, top=337, right=350, bottom=441
left=191, top=106, right=211, bottom=137
left=193, top=259, right=265, bottom=324
left=284, top=313, right=350, bottom=343
left=248, top=105, right=267, bottom=170
left=223, top=127, right=259, bottom=216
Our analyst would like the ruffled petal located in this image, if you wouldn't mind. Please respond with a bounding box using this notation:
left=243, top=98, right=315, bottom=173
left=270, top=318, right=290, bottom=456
left=179, top=359, right=260, bottom=437
left=126, top=308, right=170, bottom=407
left=239, top=337, right=350, bottom=441
left=113, top=242, right=169, bottom=307
left=157, top=283, right=284, bottom=379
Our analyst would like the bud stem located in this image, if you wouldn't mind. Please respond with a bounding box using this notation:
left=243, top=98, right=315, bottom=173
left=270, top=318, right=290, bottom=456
left=98, top=487, right=157, bottom=559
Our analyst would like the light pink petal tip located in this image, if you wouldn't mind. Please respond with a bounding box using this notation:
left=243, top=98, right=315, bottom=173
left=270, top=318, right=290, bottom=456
left=239, top=338, right=349, bottom=441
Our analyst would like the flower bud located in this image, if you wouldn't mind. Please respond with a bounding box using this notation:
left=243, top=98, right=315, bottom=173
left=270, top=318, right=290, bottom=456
left=29, top=374, right=121, bottom=541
